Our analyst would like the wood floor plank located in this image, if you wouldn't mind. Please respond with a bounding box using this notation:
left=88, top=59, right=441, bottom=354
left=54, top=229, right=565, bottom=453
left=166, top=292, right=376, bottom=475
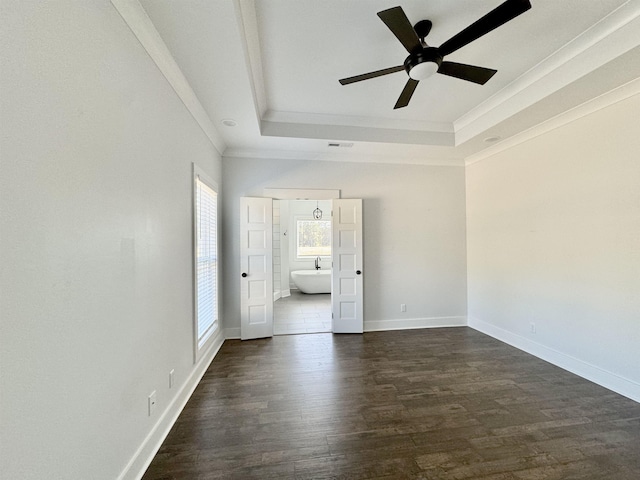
left=142, top=328, right=640, bottom=479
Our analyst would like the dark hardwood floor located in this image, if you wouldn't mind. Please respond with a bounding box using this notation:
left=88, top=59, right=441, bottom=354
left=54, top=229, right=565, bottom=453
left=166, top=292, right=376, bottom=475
left=143, top=328, right=640, bottom=479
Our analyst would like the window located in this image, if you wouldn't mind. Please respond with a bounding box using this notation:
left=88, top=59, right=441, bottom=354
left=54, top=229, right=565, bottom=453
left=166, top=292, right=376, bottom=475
left=297, top=220, right=331, bottom=257
left=194, top=167, right=218, bottom=358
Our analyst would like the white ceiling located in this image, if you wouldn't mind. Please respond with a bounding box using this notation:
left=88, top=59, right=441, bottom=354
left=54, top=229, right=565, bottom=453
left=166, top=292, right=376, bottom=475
left=134, top=0, right=640, bottom=165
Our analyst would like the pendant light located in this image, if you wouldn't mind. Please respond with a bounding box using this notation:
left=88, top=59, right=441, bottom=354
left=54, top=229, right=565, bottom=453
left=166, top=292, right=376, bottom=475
left=313, top=201, right=323, bottom=220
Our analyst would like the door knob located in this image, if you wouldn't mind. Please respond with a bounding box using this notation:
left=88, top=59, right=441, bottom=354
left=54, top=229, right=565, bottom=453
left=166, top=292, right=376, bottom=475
left=356, top=270, right=362, bottom=275
left=241, top=273, right=247, bottom=278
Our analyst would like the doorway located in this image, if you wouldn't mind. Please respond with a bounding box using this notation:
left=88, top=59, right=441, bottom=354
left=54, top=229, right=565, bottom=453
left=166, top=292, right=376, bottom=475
left=273, top=199, right=332, bottom=335
left=240, top=191, right=363, bottom=340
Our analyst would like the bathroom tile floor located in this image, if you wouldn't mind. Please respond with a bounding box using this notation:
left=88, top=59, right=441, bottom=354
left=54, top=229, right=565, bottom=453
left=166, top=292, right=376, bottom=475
left=273, top=290, right=331, bottom=335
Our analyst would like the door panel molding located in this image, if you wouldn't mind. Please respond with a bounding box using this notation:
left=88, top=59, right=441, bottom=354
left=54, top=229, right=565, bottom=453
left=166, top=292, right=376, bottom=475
left=240, top=197, right=273, bottom=340
left=331, top=199, right=363, bottom=333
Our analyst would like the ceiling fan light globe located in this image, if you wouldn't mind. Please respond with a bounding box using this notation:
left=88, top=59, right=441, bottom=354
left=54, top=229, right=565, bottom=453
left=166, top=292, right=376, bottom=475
left=409, top=61, right=438, bottom=81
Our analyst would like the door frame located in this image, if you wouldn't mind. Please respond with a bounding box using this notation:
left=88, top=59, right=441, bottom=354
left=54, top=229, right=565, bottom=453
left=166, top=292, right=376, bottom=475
left=239, top=189, right=363, bottom=339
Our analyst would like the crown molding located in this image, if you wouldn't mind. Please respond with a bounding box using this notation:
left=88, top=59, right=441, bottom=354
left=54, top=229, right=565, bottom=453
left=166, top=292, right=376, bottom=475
left=465, top=77, right=640, bottom=167
left=110, top=0, right=226, bottom=155
left=226, top=76, right=640, bottom=168
left=263, top=110, right=453, bottom=133
left=455, top=1, right=640, bottom=145
left=223, top=147, right=465, bottom=167
left=234, top=0, right=268, bottom=121
left=261, top=119, right=454, bottom=147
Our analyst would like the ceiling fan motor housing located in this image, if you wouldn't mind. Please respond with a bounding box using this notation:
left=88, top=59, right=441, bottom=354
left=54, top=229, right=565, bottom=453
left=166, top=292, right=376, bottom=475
left=404, top=47, right=442, bottom=80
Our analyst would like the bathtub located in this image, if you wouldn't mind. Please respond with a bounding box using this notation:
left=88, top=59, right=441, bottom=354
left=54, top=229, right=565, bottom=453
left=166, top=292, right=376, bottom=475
left=291, top=269, right=331, bottom=294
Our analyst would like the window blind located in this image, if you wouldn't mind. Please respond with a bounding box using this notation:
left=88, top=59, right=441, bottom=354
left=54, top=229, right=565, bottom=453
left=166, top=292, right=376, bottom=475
left=195, top=176, right=218, bottom=348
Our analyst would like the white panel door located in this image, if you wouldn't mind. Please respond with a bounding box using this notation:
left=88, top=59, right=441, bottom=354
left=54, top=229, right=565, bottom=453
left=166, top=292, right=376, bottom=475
left=331, top=199, right=363, bottom=333
left=240, top=197, right=273, bottom=340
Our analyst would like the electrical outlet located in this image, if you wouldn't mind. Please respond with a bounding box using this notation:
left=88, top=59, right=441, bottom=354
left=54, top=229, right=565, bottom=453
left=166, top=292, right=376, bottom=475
left=148, top=391, right=157, bottom=416
left=169, top=369, right=175, bottom=389
left=530, top=322, right=536, bottom=334
left=400, top=304, right=407, bottom=312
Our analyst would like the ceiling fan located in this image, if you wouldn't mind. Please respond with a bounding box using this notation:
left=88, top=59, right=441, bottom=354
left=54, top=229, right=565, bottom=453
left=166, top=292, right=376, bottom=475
left=339, top=0, right=532, bottom=109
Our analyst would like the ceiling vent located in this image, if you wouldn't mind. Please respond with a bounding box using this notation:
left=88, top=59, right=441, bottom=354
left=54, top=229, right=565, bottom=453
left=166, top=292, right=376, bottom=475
left=328, top=142, right=354, bottom=148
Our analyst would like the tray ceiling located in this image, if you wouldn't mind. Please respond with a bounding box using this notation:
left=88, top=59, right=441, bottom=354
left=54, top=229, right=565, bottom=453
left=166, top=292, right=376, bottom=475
left=129, top=0, right=640, bottom=165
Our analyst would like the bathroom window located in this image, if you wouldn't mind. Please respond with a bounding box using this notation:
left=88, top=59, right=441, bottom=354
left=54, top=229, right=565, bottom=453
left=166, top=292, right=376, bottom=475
left=193, top=166, right=218, bottom=360
left=297, top=220, right=331, bottom=257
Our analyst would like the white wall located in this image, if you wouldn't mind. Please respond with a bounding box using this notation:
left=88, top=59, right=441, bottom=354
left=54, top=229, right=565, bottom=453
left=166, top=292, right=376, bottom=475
left=222, top=157, right=468, bottom=336
left=0, top=2, right=222, bottom=479
left=466, top=93, right=640, bottom=401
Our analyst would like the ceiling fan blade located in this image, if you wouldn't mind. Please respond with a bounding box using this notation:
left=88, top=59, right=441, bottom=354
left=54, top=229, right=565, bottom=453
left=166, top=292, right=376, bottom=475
left=438, top=62, right=497, bottom=85
left=394, top=78, right=419, bottom=109
left=339, top=65, right=405, bottom=85
left=377, top=6, right=422, bottom=54
left=438, top=0, right=531, bottom=57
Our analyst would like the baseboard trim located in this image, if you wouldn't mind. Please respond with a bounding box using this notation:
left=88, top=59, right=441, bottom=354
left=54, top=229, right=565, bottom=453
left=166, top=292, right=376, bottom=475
left=225, top=327, right=241, bottom=339
left=225, top=317, right=467, bottom=339
left=468, top=316, right=640, bottom=404
left=117, top=330, right=225, bottom=480
left=365, top=316, right=467, bottom=332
